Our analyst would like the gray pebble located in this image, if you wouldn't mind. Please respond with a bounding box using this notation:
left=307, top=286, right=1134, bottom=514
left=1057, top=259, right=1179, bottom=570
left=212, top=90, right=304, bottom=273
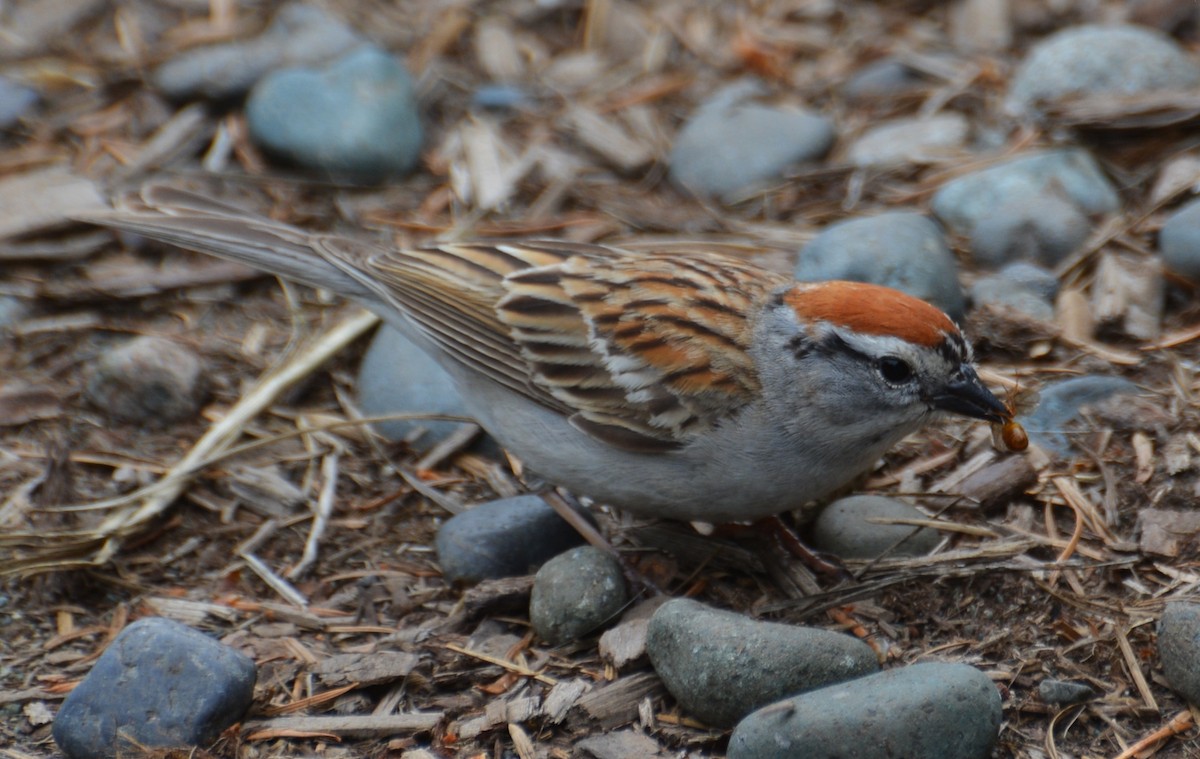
left=358, top=325, right=475, bottom=449
left=52, top=618, right=256, bottom=759
left=1023, top=375, right=1140, bottom=456
left=728, top=662, right=1001, bottom=759
left=472, top=84, right=531, bottom=111
left=246, top=46, right=422, bottom=183
left=969, top=189, right=1091, bottom=268
left=995, top=262, right=1060, bottom=302
left=0, top=76, right=37, bottom=128
left=0, top=295, right=31, bottom=330
left=1038, top=678, right=1094, bottom=705
left=811, top=495, right=941, bottom=560
left=1008, top=24, right=1200, bottom=113
left=85, top=336, right=207, bottom=426
left=646, top=598, right=879, bottom=728
left=846, top=113, right=969, bottom=168
left=530, top=546, right=627, bottom=645
left=795, top=212, right=965, bottom=319
left=970, top=266, right=1057, bottom=322
left=1158, top=197, right=1200, bottom=282
left=669, top=80, right=835, bottom=200
left=932, top=149, right=1119, bottom=240
left=153, top=4, right=364, bottom=101
left=841, top=58, right=928, bottom=102
left=435, top=495, right=587, bottom=584
left=1158, top=601, right=1200, bottom=706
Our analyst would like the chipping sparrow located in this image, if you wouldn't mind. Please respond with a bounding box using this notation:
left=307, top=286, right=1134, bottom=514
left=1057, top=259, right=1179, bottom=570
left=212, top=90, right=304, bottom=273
left=82, top=185, right=1009, bottom=523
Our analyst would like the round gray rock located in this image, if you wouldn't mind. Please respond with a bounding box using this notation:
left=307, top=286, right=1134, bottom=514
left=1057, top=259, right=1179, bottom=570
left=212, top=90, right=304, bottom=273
left=52, top=617, right=256, bottom=759
left=435, top=495, right=587, bottom=584
left=670, top=80, right=835, bottom=200
left=1159, top=197, right=1200, bottom=282
left=728, top=661, right=1002, bottom=759
left=970, top=265, right=1057, bottom=322
left=969, top=189, right=1091, bottom=268
left=85, top=335, right=207, bottom=426
left=646, top=598, right=879, bottom=728
left=1158, top=601, right=1200, bottom=706
left=0, top=76, right=37, bottom=128
left=530, top=546, right=628, bottom=645
left=932, top=149, right=1120, bottom=238
left=1008, top=24, right=1200, bottom=112
left=795, top=212, right=965, bottom=319
left=247, top=45, right=422, bottom=183
left=811, top=495, right=941, bottom=560
left=358, top=325, right=474, bottom=449
left=1023, top=375, right=1140, bottom=456
left=153, top=4, right=364, bottom=100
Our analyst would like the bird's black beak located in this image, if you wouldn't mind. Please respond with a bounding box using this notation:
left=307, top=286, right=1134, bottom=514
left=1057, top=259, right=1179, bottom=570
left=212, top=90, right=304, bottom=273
left=929, top=367, right=1008, bottom=424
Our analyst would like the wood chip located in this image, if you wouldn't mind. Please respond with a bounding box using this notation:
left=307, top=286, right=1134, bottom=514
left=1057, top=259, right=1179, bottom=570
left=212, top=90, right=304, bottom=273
left=0, top=167, right=105, bottom=241
left=312, top=652, right=421, bottom=687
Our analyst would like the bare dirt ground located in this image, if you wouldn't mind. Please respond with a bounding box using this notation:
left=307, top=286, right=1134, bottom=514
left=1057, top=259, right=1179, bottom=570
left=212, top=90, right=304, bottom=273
left=4, top=1, right=1200, bottom=757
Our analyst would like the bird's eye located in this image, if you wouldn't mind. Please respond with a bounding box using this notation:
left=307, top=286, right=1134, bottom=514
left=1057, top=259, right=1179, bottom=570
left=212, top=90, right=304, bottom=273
left=878, top=357, right=914, bottom=384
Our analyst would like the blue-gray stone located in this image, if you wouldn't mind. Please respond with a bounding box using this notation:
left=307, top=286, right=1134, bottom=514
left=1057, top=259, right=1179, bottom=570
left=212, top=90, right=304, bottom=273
left=0, top=77, right=37, bottom=128
left=436, top=495, right=586, bottom=584
left=153, top=4, right=364, bottom=100
left=1008, top=24, right=1200, bottom=113
left=472, top=84, right=531, bottom=111
left=1023, top=375, right=1140, bottom=456
left=811, top=495, right=941, bottom=560
left=970, top=266, right=1057, bottom=322
left=795, top=212, right=965, bottom=319
left=1159, top=197, right=1200, bottom=282
left=1158, top=601, right=1200, bottom=707
left=247, top=46, right=422, bottom=183
left=669, top=80, right=835, bottom=200
left=969, top=189, right=1091, bottom=268
left=53, top=618, right=255, bottom=759
left=529, top=545, right=627, bottom=645
left=1038, top=678, right=1094, bottom=705
left=932, top=149, right=1120, bottom=238
left=841, top=58, right=928, bottom=102
left=646, top=598, right=879, bottom=728
left=728, top=662, right=1001, bottom=759
left=357, top=325, right=476, bottom=449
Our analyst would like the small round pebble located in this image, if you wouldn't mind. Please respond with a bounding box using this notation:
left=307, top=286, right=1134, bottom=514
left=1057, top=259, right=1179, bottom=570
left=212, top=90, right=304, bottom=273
left=1022, top=375, right=1139, bottom=456
left=153, top=4, right=364, bottom=100
left=669, top=80, right=835, bottom=200
left=811, top=495, right=941, bottom=560
left=1008, top=24, right=1200, bottom=113
left=246, top=45, right=423, bottom=183
left=932, top=149, right=1120, bottom=239
left=0, top=76, right=37, bottom=128
left=846, top=113, right=969, bottom=168
left=970, top=271, right=1055, bottom=323
left=435, top=495, right=587, bottom=584
left=646, top=598, right=879, bottom=728
left=472, top=84, right=531, bottom=111
left=53, top=617, right=256, bottom=759
left=357, top=325, right=475, bottom=449
left=969, top=189, right=1091, bottom=268
left=1158, top=197, right=1200, bottom=282
left=84, top=336, right=207, bottom=426
left=1158, top=601, right=1200, bottom=706
left=841, top=58, right=928, bottom=102
left=728, top=662, right=1001, bottom=759
left=795, top=212, right=965, bottom=319
left=1038, top=678, right=1094, bottom=705
left=530, top=546, right=628, bottom=645
left=0, top=295, right=31, bottom=330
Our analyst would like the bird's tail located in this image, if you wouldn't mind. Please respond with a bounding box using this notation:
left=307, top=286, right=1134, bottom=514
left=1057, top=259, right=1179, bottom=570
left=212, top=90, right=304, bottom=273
left=74, top=183, right=382, bottom=302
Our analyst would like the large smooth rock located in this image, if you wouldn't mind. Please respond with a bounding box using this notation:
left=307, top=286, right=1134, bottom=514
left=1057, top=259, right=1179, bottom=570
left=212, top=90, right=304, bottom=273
left=811, top=495, right=942, bottom=559
left=728, top=662, right=1001, bottom=759
left=646, top=598, right=879, bottom=727
left=53, top=618, right=256, bottom=758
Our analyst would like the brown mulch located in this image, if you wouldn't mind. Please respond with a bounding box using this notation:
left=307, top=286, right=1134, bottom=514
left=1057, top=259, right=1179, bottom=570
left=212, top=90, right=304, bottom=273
left=4, top=0, right=1200, bottom=757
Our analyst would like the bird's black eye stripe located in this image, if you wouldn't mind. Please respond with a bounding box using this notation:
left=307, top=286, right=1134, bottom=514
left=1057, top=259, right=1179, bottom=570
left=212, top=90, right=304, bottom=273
left=878, top=356, right=914, bottom=384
